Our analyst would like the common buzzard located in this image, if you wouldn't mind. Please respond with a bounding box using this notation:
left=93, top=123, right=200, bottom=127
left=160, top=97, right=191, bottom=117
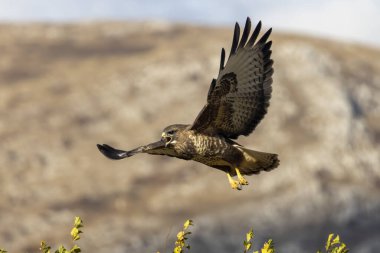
left=97, top=17, right=279, bottom=190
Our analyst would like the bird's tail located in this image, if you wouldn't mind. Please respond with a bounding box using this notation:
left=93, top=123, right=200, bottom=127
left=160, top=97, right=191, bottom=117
left=237, top=147, right=279, bottom=175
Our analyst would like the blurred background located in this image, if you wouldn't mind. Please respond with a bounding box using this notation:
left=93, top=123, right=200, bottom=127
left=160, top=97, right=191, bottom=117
left=0, top=1, right=379, bottom=253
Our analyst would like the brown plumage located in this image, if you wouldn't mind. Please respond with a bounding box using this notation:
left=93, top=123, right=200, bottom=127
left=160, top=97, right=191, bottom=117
left=97, top=17, right=279, bottom=190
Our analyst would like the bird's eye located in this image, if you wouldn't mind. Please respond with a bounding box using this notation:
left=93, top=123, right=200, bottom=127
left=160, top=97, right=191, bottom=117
left=167, top=130, right=175, bottom=135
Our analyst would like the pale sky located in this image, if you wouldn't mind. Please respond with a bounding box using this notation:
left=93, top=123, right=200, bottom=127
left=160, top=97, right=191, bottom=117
left=0, top=0, right=379, bottom=47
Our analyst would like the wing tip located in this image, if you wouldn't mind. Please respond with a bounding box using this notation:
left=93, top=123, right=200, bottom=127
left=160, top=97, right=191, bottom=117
left=238, top=17, right=252, bottom=50
left=228, top=22, right=241, bottom=59
left=219, top=48, right=226, bottom=72
left=258, top=28, right=272, bottom=45
left=225, top=18, right=273, bottom=60
left=97, top=143, right=129, bottom=160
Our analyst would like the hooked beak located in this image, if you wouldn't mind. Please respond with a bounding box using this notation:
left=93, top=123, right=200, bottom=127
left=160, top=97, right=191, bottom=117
left=161, top=133, right=172, bottom=147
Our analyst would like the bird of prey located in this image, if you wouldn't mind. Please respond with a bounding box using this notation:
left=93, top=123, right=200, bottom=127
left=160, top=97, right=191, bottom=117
left=97, top=17, right=279, bottom=190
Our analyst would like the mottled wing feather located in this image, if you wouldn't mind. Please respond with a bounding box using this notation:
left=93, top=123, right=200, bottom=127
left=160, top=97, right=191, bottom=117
left=97, top=140, right=179, bottom=160
left=191, top=17, right=274, bottom=139
left=142, top=140, right=180, bottom=157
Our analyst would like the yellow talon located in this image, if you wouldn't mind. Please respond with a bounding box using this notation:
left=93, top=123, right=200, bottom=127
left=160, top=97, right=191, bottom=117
left=227, top=173, right=242, bottom=190
left=236, top=168, right=249, bottom=185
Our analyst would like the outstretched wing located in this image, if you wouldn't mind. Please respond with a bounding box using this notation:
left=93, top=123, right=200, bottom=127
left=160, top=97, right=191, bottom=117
left=97, top=140, right=179, bottom=160
left=191, top=17, right=274, bottom=139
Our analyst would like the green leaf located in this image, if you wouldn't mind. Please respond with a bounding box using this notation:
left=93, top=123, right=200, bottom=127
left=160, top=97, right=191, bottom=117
left=74, top=217, right=83, bottom=228
left=173, top=245, right=182, bottom=253
left=245, top=242, right=252, bottom=251
left=336, top=243, right=349, bottom=253
left=326, top=234, right=334, bottom=250
left=246, top=229, right=254, bottom=242
left=70, top=245, right=81, bottom=253
left=71, top=227, right=81, bottom=241
left=261, top=239, right=275, bottom=253
left=331, top=235, right=340, bottom=246
left=183, top=220, right=193, bottom=230
left=177, top=231, right=185, bottom=241
left=323, top=233, right=349, bottom=253
left=54, top=245, right=67, bottom=253
left=40, top=241, right=51, bottom=253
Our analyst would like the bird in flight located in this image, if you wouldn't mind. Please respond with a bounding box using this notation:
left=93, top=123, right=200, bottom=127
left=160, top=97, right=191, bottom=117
left=97, top=17, right=279, bottom=190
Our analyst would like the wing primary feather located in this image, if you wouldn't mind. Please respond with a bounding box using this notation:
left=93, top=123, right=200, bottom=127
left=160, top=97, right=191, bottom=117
left=219, top=48, right=225, bottom=72
left=207, top=79, right=217, bottom=102
left=247, top=20, right=262, bottom=47
left=265, top=49, right=272, bottom=60
left=97, top=140, right=179, bottom=159
left=264, top=41, right=272, bottom=50
left=228, top=22, right=240, bottom=59
left=265, top=68, right=274, bottom=76
left=97, top=144, right=135, bottom=160
left=257, top=28, right=272, bottom=45
left=238, top=17, right=251, bottom=49
left=262, top=41, right=272, bottom=54
left=264, top=59, right=274, bottom=69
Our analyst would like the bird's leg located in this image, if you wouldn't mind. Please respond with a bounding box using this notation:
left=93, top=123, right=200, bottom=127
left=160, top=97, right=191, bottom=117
left=227, top=173, right=242, bottom=190
left=235, top=168, right=249, bottom=185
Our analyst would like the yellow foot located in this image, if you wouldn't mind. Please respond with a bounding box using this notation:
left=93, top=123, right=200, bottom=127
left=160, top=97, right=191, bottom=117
left=227, top=173, right=242, bottom=190
left=236, top=168, right=249, bottom=185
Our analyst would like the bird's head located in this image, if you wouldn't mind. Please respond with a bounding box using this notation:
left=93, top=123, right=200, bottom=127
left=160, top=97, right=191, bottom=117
left=161, top=124, right=187, bottom=147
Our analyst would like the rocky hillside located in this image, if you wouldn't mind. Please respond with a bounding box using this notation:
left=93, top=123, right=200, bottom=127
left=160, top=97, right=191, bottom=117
left=0, top=21, right=379, bottom=253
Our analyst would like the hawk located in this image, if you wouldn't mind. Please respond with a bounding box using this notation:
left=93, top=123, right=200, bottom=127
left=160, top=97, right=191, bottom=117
left=97, top=17, right=279, bottom=190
